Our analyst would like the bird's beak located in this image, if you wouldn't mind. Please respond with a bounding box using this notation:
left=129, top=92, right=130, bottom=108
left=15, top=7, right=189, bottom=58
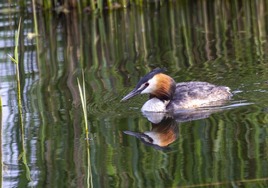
left=123, top=131, right=142, bottom=137
left=121, top=89, right=141, bottom=102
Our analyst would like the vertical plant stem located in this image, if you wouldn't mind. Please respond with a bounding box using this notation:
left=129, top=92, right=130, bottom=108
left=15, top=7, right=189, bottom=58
left=0, top=97, right=2, bottom=188
left=91, top=0, right=96, bottom=11
left=32, top=0, right=40, bottom=57
left=43, top=0, right=52, bottom=9
left=77, top=0, right=82, bottom=13
left=77, top=74, right=88, bottom=135
left=107, top=0, right=113, bottom=9
left=9, top=18, right=32, bottom=182
left=16, top=20, right=32, bottom=182
left=13, top=19, right=22, bottom=115
left=81, top=0, right=87, bottom=9
left=32, top=0, right=38, bottom=34
left=121, top=0, right=127, bottom=8
left=77, top=73, right=93, bottom=188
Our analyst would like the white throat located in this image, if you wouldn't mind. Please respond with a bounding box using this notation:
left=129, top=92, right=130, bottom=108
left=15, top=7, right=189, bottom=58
left=141, top=98, right=168, bottom=112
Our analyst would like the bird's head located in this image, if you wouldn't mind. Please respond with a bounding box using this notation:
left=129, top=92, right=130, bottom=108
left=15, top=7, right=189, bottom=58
left=121, top=68, right=176, bottom=102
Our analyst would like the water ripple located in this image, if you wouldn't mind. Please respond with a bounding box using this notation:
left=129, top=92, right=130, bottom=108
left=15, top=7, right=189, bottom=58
left=87, top=89, right=146, bottom=117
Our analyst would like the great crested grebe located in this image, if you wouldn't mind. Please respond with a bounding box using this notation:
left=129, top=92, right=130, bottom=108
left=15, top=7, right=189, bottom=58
left=121, top=68, right=232, bottom=112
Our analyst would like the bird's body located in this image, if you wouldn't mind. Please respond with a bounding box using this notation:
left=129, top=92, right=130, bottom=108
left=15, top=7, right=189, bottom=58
left=121, top=68, right=232, bottom=112
left=167, top=81, right=231, bottom=111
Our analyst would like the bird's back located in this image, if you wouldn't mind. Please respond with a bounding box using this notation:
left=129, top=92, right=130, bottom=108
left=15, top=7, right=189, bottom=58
left=167, top=81, right=232, bottom=110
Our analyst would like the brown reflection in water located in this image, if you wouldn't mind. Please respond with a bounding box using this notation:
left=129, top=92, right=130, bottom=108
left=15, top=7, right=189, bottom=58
left=124, top=107, right=227, bottom=150
left=124, top=116, right=178, bottom=150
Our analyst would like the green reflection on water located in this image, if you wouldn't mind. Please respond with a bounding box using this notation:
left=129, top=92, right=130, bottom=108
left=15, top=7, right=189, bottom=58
left=1, top=1, right=268, bottom=187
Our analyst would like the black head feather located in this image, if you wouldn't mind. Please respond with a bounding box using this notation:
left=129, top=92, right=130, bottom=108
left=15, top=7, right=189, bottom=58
left=121, top=68, right=168, bottom=102
left=135, top=68, right=166, bottom=89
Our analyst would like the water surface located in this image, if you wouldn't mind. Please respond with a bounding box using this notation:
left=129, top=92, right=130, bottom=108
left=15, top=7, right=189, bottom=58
left=1, top=1, right=268, bottom=187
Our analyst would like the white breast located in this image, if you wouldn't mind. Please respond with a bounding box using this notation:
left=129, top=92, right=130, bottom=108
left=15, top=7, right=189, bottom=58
left=141, top=98, right=167, bottom=112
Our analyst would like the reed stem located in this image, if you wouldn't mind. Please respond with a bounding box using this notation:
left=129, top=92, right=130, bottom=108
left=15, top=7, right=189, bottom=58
left=32, top=0, right=40, bottom=52
left=77, top=72, right=93, bottom=187
left=77, top=73, right=89, bottom=135
left=9, top=18, right=32, bottom=182
left=0, top=96, right=2, bottom=188
left=90, top=0, right=96, bottom=11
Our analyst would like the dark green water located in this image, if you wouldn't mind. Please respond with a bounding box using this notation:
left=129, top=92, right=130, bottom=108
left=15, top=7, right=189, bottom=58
left=1, top=1, right=268, bottom=187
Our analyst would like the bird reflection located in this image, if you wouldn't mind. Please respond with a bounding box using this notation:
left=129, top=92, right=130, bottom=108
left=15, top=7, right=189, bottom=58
left=124, top=107, right=226, bottom=150
left=124, top=116, right=178, bottom=150
left=124, top=101, right=253, bottom=150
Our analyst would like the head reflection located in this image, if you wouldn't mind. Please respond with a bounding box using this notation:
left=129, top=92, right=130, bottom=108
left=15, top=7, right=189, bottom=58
left=124, top=116, right=178, bottom=150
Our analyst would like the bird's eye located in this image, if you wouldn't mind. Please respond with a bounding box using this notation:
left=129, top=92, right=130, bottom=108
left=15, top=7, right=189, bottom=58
left=145, top=83, right=149, bottom=87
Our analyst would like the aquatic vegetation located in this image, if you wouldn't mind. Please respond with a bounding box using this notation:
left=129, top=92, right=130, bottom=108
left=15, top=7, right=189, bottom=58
left=8, top=18, right=32, bottom=183
left=2, top=1, right=268, bottom=187
left=0, top=97, right=2, bottom=118
left=16, top=0, right=164, bottom=12
left=77, top=72, right=93, bottom=187
left=77, top=72, right=89, bottom=137
left=0, top=97, right=1, bottom=188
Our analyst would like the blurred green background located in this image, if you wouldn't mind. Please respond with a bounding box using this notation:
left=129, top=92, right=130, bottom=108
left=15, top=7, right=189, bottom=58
left=1, top=1, right=268, bottom=187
